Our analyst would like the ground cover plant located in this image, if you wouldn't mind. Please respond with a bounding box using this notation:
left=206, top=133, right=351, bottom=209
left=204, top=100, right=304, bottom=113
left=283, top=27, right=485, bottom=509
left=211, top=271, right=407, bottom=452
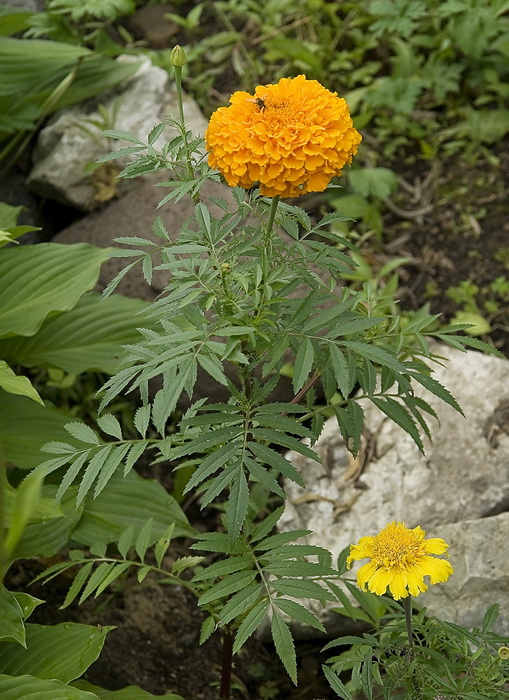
left=1, top=1, right=509, bottom=698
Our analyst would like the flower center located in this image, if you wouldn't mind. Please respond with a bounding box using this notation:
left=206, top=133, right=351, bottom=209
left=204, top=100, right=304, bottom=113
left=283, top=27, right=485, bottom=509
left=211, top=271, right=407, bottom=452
left=370, top=522, right=423, bottom=569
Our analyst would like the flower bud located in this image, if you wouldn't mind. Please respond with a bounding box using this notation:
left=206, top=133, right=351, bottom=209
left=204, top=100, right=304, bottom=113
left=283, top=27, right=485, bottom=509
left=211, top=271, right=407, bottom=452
left=170, top=45, right=187, bottom=68
left=498, top=646, right=509, bottom=660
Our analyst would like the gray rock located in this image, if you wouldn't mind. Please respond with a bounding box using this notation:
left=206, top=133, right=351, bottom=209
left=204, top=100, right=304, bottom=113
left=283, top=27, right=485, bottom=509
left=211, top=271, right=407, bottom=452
left=28, top=56, right=207, bottom=210
left=280, top=343, right=509, bottom=635
left=423, top=512, right=509, bottom=635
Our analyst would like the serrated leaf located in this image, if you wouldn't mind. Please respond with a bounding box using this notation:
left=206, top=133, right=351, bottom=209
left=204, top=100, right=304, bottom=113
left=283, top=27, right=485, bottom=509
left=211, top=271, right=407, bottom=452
left=199, top=616, right=216, bottom=645
left=135, top=518, right=153, bottom=562
left=65, top=422, right=100, bottom=445
left=198, top=571, right=257, bottom=606
left=254, top=530, right=311, bottom=552
left=250, top=505, right=285, bottom=543
left=227, top=469, right=249, bottom=538
left=219, top=583, right=263, bottom=625
left=133, top=405, right=151, bottom=438
left=270, top=578, right=335, bottom=602
left=273, top=598, right=325, bottom=633
left=183, top=443, right=238, bottom=494
left=271, top=612, right=297, bottom=684
left=292, top=337, right=314, bottom=393
left=171, top=556, right=204, bottom=575
left=191, top=555, right=253, bottom=582
left=117, top=525, right=135, bottom=559
left=154, top=523, right=175, bottom=568
left=76, top=445, right=112, bottom=506
left=232, top=600, right=269, bottom=653
left=244, top=456, right=285, bottom=497
left=322, top=665, right=354, bottom=700
left=61, top=562, right=94, bottom=609
left=371, top=397, right=424, bottom=453
left=97, top=414, right=122, bottom=440
left=248, top=442, right=306, bottom=487
left=79, top=562, right=115, bottom=604
left=250, top=429, right=319, bottom=464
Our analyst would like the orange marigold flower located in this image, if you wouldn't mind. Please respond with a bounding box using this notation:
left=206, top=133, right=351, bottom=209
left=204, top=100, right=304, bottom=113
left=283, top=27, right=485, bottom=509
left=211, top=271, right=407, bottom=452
left=205, top=75, right=362, bottom=198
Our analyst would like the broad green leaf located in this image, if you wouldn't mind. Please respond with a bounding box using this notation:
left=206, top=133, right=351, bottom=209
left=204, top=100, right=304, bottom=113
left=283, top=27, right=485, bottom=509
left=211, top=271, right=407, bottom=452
left=0, top=586, right=26, bottom=645
left=0, top=391, right=85, bottom=470
left=0, top=361, right=42, bottom=404
left=11, top=486, right=84, bottom=561
left=73, top=679, right=185, bottom=699
left=0, top=243, right=113, bottom=338
left=0, top=623, right=112, bottom=682
left=0, top=38, right=140, bottom=133
left=0, top=674, right=98, bottom=700
left=0, top=293, right=155, bottom=375
left=3, top=470, right=45, bottom=557
left=72, top=472, right=195, bottom=546
left=10, top=592, right=43, bottom=622
left=271, top=613, right=297, bottom=684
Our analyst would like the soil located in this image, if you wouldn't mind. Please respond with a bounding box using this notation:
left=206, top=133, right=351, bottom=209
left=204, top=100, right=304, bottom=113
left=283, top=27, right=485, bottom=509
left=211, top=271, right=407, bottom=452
left=4, top=4, right=509, bottom=699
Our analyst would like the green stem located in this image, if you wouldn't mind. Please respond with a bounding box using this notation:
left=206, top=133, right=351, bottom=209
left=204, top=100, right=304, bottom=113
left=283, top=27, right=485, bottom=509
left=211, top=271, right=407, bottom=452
left=403, top=595, right=414, bottom=650
left=261, top=195, right=279, bottom=282
left=173, top=64, right=197, bottom=195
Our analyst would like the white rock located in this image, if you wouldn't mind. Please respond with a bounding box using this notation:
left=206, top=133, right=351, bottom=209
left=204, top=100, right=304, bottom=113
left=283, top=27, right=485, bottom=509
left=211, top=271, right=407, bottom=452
left=27, top=56, right=208, bottom=210
left=280, top=344, right=509, bottom=634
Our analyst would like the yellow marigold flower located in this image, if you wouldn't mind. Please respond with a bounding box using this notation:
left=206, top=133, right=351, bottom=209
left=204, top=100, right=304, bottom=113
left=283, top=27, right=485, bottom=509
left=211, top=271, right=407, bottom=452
left=347, top=521, right=453, bottom=601
left=205, top=75, right=362, bottom=198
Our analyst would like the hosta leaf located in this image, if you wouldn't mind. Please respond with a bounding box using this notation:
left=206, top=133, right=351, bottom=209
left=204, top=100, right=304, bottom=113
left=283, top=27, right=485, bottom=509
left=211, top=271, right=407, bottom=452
left=0, top=293, right=155, bottom=375
left=72, top=472, right=195, bottom=546
left=0, top=244, right=113, bottom=338
left=0, top=361, right=42, bottom=404
left=0, top=391, right=85, bottom=470
left=0, top=623, right=112, bottom=682
left=0, top=586, right=26, bottom=645
left=73, top=679, right=185, bottom=699
left=0, top=674, right=98, bottom=700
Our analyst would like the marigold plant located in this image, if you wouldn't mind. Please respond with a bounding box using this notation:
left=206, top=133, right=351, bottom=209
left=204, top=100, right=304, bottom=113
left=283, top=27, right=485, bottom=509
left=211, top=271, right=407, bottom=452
left=205, top=74, right=362, bottom=198
left=347, top=521, right=453, bottom=600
